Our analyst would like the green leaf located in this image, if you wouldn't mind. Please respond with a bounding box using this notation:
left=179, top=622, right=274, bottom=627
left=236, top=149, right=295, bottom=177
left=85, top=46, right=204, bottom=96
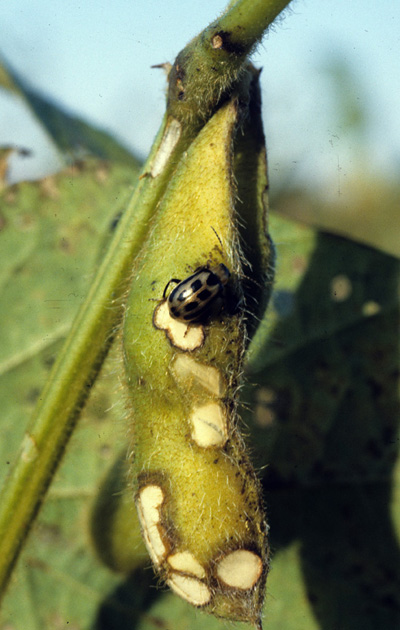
left=274, top=179, right=400, bottom=260
left=245, top=228, right=400, bottom=628
left=20, top=87, right=141, bottom=165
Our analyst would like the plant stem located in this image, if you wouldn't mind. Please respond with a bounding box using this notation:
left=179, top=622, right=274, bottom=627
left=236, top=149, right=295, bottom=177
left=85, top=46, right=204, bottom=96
left=0, top=114, right=187, bottom=596
left=168, top=0, right=292, bottom=123
left=214, top=0, right=290, bottom=51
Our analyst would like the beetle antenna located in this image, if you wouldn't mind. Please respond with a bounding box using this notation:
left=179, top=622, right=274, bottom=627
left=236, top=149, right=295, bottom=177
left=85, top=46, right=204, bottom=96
left=210, top=226, right=224, bottom=250
left=163, top=278, right=181, bottom=299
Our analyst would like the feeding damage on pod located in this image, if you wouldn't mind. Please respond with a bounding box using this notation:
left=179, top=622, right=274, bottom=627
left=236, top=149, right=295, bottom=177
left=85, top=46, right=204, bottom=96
left=167, top=551, right=206, bottom=578
left=189, top=402, right=228, bottom=448
left=171, top=354, right=225, bottom=397
left=167, top=573, right=212, bottom=606
left=136, top=484, right=168, bottom=566
left=135, top=473, right=267, bottom=622
left=216, top=549, right=263, bottom=589
left=153, top=300, right=205, bottom=351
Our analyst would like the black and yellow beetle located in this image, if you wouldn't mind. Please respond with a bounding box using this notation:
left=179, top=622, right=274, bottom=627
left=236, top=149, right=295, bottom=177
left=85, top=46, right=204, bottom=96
left=163, top=263, right=231, bottom=323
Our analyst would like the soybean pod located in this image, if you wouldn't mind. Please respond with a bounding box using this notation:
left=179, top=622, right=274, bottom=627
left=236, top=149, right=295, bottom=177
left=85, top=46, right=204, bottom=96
left=123, top=83, right=273, bottom=627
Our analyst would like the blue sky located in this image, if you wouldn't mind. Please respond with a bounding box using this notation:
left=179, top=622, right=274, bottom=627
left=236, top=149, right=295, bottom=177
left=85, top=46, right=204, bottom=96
left=1, top=0, right=399, bottom=186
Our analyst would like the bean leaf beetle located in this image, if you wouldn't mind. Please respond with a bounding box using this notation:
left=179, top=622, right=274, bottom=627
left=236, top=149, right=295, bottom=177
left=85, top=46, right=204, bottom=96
left=163, top=263, right=231, bottom=323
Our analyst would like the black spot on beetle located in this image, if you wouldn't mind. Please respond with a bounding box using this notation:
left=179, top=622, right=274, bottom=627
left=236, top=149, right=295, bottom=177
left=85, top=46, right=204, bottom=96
left=184, top=301, right=200, bottom=313
left=206, top=274, right=220, bottom=287
left=198, top=289, right=212, bottom=301
left=191, top=279, right=203, bottom=292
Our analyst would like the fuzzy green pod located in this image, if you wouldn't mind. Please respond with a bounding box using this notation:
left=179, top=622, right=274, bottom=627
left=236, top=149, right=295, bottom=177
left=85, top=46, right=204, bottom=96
left=122, top=98, right=270, bottom=627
